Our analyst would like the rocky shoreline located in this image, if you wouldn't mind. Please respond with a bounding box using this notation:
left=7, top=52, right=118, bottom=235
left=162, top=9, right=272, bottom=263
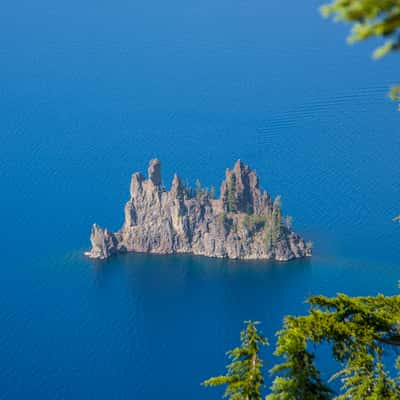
left=85, top=159, right=312, bottom=262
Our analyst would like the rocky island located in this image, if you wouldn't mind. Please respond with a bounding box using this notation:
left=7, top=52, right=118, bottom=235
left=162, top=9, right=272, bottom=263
left=85, top=159, right=312, bottom=261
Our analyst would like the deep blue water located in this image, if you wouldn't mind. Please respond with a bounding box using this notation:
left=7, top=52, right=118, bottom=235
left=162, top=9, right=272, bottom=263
left=1, top=0, right=400, bottom=398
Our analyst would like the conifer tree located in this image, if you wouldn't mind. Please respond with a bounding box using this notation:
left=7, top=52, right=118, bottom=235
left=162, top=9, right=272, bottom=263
left=227, top=174, right=237, bottom=213
left=321, top=0, right=400, bottom=59
left=263, top=221, right=273, bottom=252
left=321, top=0, right=400, bottom=107
left=268, top=292, right=400, bottom=399
left=271, top=196, right=283, bottom=243
left=202, top=321, right=268, bottom=400
left=266, top=317, right=333, bottom=400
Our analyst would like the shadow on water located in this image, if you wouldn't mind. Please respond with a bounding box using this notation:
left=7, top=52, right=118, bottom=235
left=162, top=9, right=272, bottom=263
left=88, top=252, right=315, bottom=331
left=90, top=251, right=313, bottom=293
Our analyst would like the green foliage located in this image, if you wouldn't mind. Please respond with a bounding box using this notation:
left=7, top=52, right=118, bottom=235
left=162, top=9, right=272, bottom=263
left=321, top=0, right=400, bottom=108
left=220, top=212, right=235, bottom=233
left=390, top=86, right=400, bottom=101
left=243, top=214, right=267, bottom=231
left=227, top=174, right=237, bottom=213
left=268, top=292, right=400, bottom=399
left=184, top=179, right=215, bottom=200
left=264, top=225, right=273, bottom=252
left=271, top=196, right=283, bottom=243
left=202, top=291, right=400, bottom=399
left=321, top=0, right=400, bottom=58
left=390, top=85, right=400, bottom=111
left=246, top=198, right=288, bottom=252
left=241, top=204, right=288, bottom=251
left=267, top=318, right=332, bottom=400
left=253, top=215, right=267, bottom=230
left=220, top=212, right=228, bottom=226
left=202, top=321, right=268, bottom=400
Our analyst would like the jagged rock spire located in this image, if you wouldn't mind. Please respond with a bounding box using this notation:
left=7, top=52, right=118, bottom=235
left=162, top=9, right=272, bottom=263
left=130, top=172, right=144, bottom=197
left=86, top=159, right=310, bottom=261
left=148, top=158, right=161, bottom=186
left=171, top=173, right=183, bottom=197
left=85, top=224, right=118, bottom=259
left=220, top=159, right=266, bottom=214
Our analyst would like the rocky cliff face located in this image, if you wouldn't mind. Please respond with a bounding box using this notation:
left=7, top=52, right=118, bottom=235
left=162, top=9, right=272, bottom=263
left=85, top=159, right=312, bottom=261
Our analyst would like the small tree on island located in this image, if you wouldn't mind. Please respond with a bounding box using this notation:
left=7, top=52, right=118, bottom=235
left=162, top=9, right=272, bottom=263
left=202, top=321, right=268, bottom=400
left=227, top=174, right=237, bottom=213
left=271, top=196, right=283, bottom=244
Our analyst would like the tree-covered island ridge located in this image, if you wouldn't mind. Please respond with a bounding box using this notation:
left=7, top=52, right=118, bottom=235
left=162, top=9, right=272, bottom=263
left=86, top=159, right=312, bottom=262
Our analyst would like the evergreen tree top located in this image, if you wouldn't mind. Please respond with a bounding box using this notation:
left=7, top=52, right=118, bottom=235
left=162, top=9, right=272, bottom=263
left=202, top=321, right=268, bottom=400
left=268, top=292, right=400, bottom=399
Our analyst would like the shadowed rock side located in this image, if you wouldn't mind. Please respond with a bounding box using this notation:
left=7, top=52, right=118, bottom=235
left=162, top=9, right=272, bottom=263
left=85, top=159, right=312, bottom=261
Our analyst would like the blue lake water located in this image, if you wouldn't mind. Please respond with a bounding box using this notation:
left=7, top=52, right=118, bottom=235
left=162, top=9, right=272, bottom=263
left=1, top=0, right=400, bottom=398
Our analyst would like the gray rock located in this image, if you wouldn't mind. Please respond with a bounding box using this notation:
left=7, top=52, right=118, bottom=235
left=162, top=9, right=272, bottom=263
left=84, top=224, right=118, bottom=260
left=148, top=158, right=162, bottom=186
left=85, top=160, right=312, bottom=261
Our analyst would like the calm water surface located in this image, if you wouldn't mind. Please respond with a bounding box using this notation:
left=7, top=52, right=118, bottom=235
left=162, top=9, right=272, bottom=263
left=1, top=0, right=399, bottom=398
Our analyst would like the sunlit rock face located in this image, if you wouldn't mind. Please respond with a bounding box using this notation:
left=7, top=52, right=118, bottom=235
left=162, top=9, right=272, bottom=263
left=85, top=159, right=312, bottom=261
